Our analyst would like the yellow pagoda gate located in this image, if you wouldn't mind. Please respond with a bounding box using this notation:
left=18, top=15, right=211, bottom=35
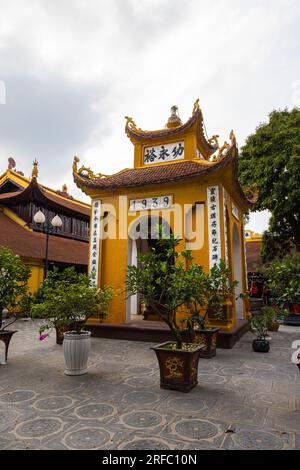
left=73, top=100, right=253, bottom=340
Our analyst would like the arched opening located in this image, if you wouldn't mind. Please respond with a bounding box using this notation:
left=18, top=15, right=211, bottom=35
left=126, top=215, right=172, bottom=322
left=232, top=223, right=244, bottom=319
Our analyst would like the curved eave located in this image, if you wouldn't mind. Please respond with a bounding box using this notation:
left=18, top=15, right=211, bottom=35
left=73, top=145, right=252, bottom=209
left=0, top=169, right=90, bottom=210
left=0, top=178, right=90, bottom=219
left=125, top=108, right=216, bottom=157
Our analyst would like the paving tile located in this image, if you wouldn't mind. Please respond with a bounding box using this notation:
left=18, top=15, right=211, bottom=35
left=1, top=319, right=300, bottom=450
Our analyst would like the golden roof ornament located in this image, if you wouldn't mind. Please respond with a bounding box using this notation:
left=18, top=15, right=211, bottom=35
left=73, top=155, right=107, bottom=179
left=7, top=157, right=16, bottom=170
left=31, top=159, right=39, bottom=179
left=73, top=156, right=80, bottom=173
left=208, top=135, right=219, bottom=148
left=166, top=105, right=182, bottom=129
left=192, top=98, right=200, bottom=115
left=215, top=141, right=230, bottom=161
left=229, top=129, right=237, bottom=147
left=125, top=116, right=138, bottom=130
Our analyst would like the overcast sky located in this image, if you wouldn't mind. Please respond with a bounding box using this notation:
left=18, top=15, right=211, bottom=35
left=1, top=0, right=299, bottom=232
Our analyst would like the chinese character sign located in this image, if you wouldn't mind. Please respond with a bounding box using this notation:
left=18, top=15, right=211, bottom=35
left=207, top=186, right=221, bottom=268
left=222, top=187, right=229, bottom=265
left=144, top=142, right=184, bottom=165
left=89, top=199, right=101, bottom=286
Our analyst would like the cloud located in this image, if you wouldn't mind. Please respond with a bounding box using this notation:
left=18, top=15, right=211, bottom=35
left=0, top=0, right=299, bottom=230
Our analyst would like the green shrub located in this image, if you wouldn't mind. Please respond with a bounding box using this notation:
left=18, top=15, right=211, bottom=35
left=262, top=254, right=300, bottom=310
left=0, top=246, right=31, bottom=329
left=30, top=267, right=113, bottom=335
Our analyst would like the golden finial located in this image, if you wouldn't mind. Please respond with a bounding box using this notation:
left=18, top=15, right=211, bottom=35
left=229, top=129, right=236, bottom=147
left=31, top=159, right=38, bottom=179
left=73, top=156, right=80, bottom=173
left=166, top=105, right=182, bottom=128
left=192, top=98, right=200, bottom=114
left=7, top=157, right=16, bottom=170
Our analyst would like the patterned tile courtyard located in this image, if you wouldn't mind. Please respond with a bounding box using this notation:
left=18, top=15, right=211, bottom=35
left=0, top=320, right=299, bottom=450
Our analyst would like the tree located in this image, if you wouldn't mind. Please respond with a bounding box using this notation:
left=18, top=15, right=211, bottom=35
left=262, top=253, right=300, bottom=311
left=184, top=260, right=238, bottom=332
left=126, top=234, right=192, bottom=349
left=30, top=267, right=113, bottom=336
left=0, top=247, right=31, bottom=328
left=126, top=230, right=236, bottom=349
left=238, top=108, right=300, bottom=260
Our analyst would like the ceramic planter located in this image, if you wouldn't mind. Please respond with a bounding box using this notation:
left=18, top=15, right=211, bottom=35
left=55, top=321, right=85, bottom=344
left=151, top=342, right=201, bottom=392
left=63, top=331, right=91, bottom=375
left=0, top=330, right=17, bottom=364
left=252, top=339, right=270, bottom=353
left=189, top=328, right=219, bottom=358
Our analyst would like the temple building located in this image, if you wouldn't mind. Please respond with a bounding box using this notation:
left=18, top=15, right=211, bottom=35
left=0, top=159, right=90, bottom=293
left=245, top=229, right=263, bottom=274
left=74, top=100, right=255, bottom=344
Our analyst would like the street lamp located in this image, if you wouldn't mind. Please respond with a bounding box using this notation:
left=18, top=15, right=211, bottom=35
left=33, top=210, right=63, bottom=277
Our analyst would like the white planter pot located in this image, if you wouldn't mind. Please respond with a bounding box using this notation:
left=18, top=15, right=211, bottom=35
left=63, top=331, right=91, bottom=376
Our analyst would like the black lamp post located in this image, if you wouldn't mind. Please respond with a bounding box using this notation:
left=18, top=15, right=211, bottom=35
left=33, top=210, right=63, bottom=277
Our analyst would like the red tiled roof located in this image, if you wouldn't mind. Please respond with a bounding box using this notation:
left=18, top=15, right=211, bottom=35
left=74, top=146, right=253, bottom=208
left=0, top=212, right=88, bottom=266
left=74, top=155, right=234, bottom=190
left=41, top=191, right=90, bottom=217
left=0, top=190, right=22, bottom=199
left=0, top=178, right=90, bottom=218
left=246, top=241, right=263, bottom=272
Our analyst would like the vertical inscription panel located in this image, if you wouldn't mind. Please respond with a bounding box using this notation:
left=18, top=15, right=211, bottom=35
left=89, top=199, right=101, bottom=286
left=222, top=187, right=229, bottom=265
left=207, top=186, right=221, bottom=268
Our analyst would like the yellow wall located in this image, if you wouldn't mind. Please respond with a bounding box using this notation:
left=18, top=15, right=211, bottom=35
left=82, top=109, right=249, bottom=331
left=25, top=261, right=44, bottom=294
left=90, top=175, right=249, bottom=330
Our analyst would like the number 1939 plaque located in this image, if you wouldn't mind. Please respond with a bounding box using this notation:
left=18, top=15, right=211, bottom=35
left=129, top=195, right=172, bottom=212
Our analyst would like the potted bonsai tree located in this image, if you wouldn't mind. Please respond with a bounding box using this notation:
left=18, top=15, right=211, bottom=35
left=259, top=305, right=288, bottom=332
left=249, top=307, right=274, bottom=352
left=31, top=271, right=113, bottom=375
left=0, top=247, right=31, bottom=363
left=183, top=260, right=237, bottom=358
left=31, top=267, right=95, bottom=344
left=127, top=229, right=212, bottom=392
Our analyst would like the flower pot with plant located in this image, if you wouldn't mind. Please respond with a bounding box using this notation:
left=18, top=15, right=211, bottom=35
left=249, top=307, right=275, bottom=353
left=126, top=227, right=236, bottom=391
left=30, top=267, right=94, bottom=344
left=182, top=261, right=237, bottom=358
left=0, top=247, right=31, bottom=362
left=30, top=268, right=113, bottom=375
